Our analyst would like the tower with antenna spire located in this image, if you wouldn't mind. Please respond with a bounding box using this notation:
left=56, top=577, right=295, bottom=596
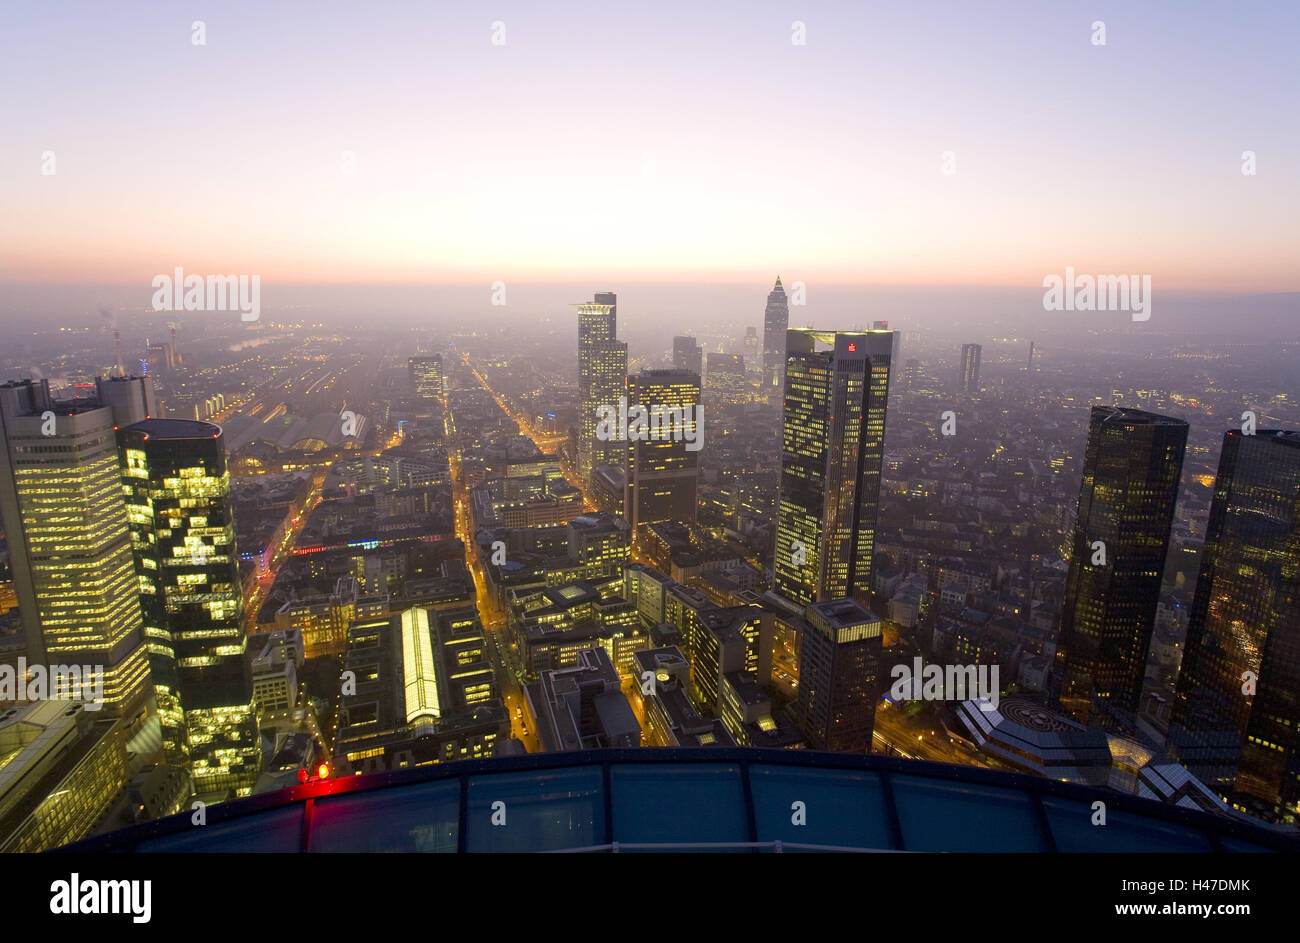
left=761, top=275, right=789, bottom=397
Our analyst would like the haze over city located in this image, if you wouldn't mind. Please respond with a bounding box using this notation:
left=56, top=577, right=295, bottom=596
left=0, top=1, right=1297, bottom=910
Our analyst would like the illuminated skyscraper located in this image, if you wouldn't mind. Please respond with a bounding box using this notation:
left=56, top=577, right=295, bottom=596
left=773, top=329, right=894, bottom=607
left=576, top=292, right=628, bottom=488
left=408, top=356, right=444, bottom=404
left=705, top=352, right=747, bottom=407
left=1168, top=430, right=1300, bottom=822
left=623, top=369, right=700, bottom=531
left=761, top=276, right=789, bottom=395
left=0, top=377, right=156, bottom=727
left=960, top=343, right=981, bottom=395
left=120, top=419, right=262, bottom=796
left=1058, top=407, right=1188, bottom=730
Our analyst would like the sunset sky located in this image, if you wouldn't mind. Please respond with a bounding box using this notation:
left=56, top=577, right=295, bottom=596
left=2, top=0, right=1297, bottom=291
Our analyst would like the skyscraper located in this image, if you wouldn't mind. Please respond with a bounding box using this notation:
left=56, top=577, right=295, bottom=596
left=1058, top=407, right=1188, bottom=730
left=790, top=598, right=883, bottom=752
left=623, top=369, right=700, bottom=531
left=0, top=377, right=156, bottom=726
left=705, top=352, right=746, bottom=407
left=761, top=276, right=789, bottom=395
left=960, top=343, right=981, bottom=395
left=1168, top=430, right=1300, bottom=822
left=672, top=336, right=702, bottom=377
left=576, top=292, right=628, bottom=488
left=743, top=327, right=759, bottom=371
left=773, top=329, right=894, bottom=607
left=120, top=419, right=262, bottom=795
left=408, top=356, right=444, bottom=404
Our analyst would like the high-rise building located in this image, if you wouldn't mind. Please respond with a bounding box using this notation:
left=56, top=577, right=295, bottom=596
left=761, top=276, right=789, bottom=394
left=0, top=377, right=156, bottom=727
left=705, top=352, right=747, bottom=407
left=576, top=292, right=628, bottom=488
left=623, top=369, right=700, bottom=531
left=119, top=419, right=262, bottom=796
left=743, top=327, right=759, bottom=370
left=1058, top=407, right=1188, bottom=730
left=1168, top=430, right=1300, bottom=822
left=960, top=343, right=982, bottom=395
left=773, top=329, right=894, bottom=607
left=789, top=598, right=883, bottom=753
left=408, top=356, right=444, bottom=404
left=672, top=336, right=702, bottom=377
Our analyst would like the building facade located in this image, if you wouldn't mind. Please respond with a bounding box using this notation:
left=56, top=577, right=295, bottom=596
left=1057, top=407, right=1188, bottom=730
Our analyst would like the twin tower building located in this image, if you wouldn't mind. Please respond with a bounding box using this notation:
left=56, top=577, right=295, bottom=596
left=578, top=285, right=1300, bottom=822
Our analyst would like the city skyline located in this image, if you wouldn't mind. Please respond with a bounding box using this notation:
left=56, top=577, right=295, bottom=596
left=3, top=0, right=1300, bottom=879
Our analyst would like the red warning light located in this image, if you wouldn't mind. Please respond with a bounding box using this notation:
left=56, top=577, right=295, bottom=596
left=297, top=768, right=308, bottom=784
left=316, top=763, right=330, bottom=780
left=847, top=342, right=857, bottom=352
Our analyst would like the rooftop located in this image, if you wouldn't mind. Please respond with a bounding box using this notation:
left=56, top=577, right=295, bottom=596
left=55, top=747, right=1300, bottom=854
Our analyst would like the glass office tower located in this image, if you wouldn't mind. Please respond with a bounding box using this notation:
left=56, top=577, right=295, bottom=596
left=960, top=343, right=981, bottom=394
left=120, top=418, right=262, bottom=796
left=1168, top=429, right=1300, bottom=823
left=576, top=292, right=628, bottom=488
left=0, top=377, right=155, bottom=726
left=773, top=329, right=894, bottom=608
left=672, top=336, right=702, bottom=377
left=623, top=368, right=701, bottom=530
left=1058, top=406, right=1188, bottom=730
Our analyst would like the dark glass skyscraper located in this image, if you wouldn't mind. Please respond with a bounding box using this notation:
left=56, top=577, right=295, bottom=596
left=1168, top=430, right=1300, bottom=822
left=576, top=292, right=628, bottom=488
left=120, top=419, right=262, bottom=796
left=790, top=598, right=883, bottom=753
left=960, top=343, right=981, bottom=394
left=672, top=336, right=702, bottom=377
left=761, top=276, right=789, bottom=395
left=773, top=329, right=893, bottom=607
left=1058, top=407, right=1188, bottom=730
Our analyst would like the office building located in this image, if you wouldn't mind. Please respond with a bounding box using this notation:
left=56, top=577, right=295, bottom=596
left=0, top=377, right=155, bottom=726
left=1168, top=430, right=1300, bottom=822
left=576, top=293, right=628, bottom=488
left=120, top=418, right=262, bottom=794
left=773, top=329, right=894, bottom=607
left=1058, top=407, right=1188, bottom=730
left=631, top=647, right=735, bottom=747
left=672, top=336, right=702, bottom=377
left=408, top=356, right=445, bottom=404
left=624, top=368, right=700, bottom=530
left=790, top=598, right=884, bottom=753
left=960, top=343, right=981, bottom=394
left=0, top=701, right=130, bottom=852
left=529, top=647, right=641, bottom=752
